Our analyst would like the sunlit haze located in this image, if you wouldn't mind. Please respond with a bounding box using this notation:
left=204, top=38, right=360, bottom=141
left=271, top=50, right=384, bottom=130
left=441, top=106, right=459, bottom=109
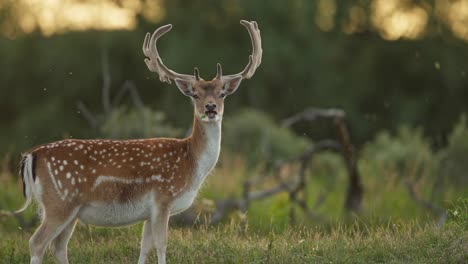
left=0, top=0, right=467, bottom=41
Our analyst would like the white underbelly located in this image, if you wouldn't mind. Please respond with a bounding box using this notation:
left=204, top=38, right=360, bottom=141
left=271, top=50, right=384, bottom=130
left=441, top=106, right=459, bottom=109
left=78, top=196, right=153, bottom=227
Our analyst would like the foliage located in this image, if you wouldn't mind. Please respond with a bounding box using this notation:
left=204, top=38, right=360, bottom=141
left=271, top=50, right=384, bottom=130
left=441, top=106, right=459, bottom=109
left=437, top=114, right=468, bottom=186
left=0, top=1, right=467, bottom=157
left=361, top=126, right=434, bottom=177
left=223, top=109, right=309, bottom=169
left=100, top=106, right=182, bottom=139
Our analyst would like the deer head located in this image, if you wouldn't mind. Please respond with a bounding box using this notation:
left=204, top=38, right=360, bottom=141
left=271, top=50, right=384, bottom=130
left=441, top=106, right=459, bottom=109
left=142, top=20, right=262, bottom=122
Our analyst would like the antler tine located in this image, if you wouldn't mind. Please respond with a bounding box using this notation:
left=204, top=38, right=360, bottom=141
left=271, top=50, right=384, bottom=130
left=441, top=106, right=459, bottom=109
left=143, top=24, right=196, bottom=84
left=215, top=63, right=222, bottom=80
left=194, top=67, right=201, bottom=80
left=222, top=20, right=263, bottom=81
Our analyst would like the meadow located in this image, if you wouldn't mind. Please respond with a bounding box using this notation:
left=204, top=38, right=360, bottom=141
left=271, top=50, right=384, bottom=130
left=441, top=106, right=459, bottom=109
left=0, top=219, right=465, bottom=263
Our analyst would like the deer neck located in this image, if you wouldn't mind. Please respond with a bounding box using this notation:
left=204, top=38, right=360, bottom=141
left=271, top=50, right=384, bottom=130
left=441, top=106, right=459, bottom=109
left=187, top=113, right=222, bottom=189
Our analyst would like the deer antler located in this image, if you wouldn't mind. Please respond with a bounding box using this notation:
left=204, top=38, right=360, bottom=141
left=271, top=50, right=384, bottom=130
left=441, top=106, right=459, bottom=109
left=142, top=24, right=197, bottom=84
left=218, top=20, right=262, bottom=81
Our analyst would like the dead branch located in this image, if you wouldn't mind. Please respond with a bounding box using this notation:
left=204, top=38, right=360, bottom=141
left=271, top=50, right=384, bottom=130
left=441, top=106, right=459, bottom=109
left=76, top=101, right=98, bottom=129
left=334, top=117, right=363, bottom=213
left=77, top=50, right=147, bottom=135
left=203, top=139, right=339, bottom=225
left=281, top=107, right=345, bottom=127
left=101, top=51, right=111, bottom=114
left=404, top=180, right=447, bottom=227
left=283, top=108, right=363, bottom=213
left=112, top=81, right=144, bottom=109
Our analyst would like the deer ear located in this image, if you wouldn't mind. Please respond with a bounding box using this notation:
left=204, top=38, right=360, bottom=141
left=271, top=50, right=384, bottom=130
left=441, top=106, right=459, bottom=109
left=223, top=75, right=243, bottom=95
left=174, top=78, right=194, bottom=97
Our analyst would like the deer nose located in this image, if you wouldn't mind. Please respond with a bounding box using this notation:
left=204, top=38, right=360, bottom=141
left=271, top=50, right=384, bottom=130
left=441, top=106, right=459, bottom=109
left=205, top=103, right=217, bottom=111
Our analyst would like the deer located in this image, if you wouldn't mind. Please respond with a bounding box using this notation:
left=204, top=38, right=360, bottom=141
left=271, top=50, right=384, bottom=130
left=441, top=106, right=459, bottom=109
left=13, top=20, right=262, bottom=264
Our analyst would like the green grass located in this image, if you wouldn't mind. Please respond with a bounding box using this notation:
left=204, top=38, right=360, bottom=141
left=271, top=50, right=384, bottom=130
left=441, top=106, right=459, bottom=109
left=0, top=220, right=466, bottom=263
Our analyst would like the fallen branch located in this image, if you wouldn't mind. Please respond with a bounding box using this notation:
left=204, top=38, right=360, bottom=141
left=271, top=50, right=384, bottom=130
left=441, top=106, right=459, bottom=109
left=404, top=180, right=447, bottom=227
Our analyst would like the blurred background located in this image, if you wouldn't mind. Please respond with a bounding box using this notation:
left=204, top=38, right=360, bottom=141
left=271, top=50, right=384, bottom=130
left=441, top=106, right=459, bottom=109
left=0, top=0, right=467, bottom=231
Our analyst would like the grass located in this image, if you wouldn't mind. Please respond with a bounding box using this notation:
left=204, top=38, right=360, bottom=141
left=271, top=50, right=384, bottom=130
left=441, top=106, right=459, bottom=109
left=0, top=220, right=466, bottom=263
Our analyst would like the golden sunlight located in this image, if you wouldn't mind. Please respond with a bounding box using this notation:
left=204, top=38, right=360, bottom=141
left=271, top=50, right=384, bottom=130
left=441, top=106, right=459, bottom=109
left=436, top=0, right=468, bottom=41
left=316, top=0, right=337, bottom=32
left=343, top=5, right=367, bottom=34
left=1, top=0, right=163, bottom=38
left=371, top=0, right=428, bottom=40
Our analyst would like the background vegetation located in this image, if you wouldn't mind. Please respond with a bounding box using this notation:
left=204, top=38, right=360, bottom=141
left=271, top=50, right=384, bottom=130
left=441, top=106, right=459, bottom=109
left=0, top=0, right=467, bottom=262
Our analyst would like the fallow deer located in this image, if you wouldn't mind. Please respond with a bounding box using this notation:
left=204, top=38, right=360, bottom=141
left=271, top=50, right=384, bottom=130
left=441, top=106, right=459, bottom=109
left=14, top=20, right=262, bottom=264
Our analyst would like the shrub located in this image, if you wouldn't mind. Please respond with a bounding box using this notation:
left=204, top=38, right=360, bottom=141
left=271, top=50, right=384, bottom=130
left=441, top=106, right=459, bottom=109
left=437, top=114, right=468, bottom=186
left=361, top=126, right=434, bottom=178
left=223, top=109, right=309, bottom=170
left=100, top=106, right=182, bottom=139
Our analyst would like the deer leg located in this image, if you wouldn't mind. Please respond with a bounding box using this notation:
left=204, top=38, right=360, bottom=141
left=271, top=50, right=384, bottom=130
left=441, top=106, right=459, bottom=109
left=29, top=213, right=77, bottom=264
left=151, top=208, right=169, bottom=264
left=138, top=220, right=153, bottom=264
left=50, top=219, right=77, bottom=264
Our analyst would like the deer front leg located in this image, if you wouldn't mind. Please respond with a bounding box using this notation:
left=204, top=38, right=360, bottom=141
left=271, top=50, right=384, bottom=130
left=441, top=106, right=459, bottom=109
left=151, top=207, right=169, bottom=264
left=138, top=220, right=153, bottom=264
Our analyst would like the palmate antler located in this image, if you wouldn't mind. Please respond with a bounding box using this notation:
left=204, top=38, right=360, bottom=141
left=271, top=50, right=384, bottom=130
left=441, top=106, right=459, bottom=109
left=143, top=20, right=262, bottom=84
left=142, top=24, right=197, bottom=84
left=218, top=20, right=262, bottom=81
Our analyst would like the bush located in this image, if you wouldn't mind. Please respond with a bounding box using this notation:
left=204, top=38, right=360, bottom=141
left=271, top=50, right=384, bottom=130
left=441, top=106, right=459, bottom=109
left=223, top=109, right=309, bottom=170
left=361, top=126, right=434, bottom=178
left=437, top=114, right=468, bottom=186
left=100, top=106, right=182, bottom=139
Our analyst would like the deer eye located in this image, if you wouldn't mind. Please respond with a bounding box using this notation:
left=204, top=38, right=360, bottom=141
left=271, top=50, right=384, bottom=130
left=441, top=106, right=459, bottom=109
left=219, top=92, right=226, bottom=98
left=192, top=94, right=200, bottom=99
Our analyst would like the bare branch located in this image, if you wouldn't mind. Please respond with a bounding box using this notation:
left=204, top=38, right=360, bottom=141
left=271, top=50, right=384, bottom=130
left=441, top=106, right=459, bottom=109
left=76, top=101, right=98, bottom=129
left=101, top=51, right=111, bottom=114
left=281, top=107, right=345, bottom=127
left=404, top=180, right=447, bottom=227
left=112, top=81, right=144, bottom=109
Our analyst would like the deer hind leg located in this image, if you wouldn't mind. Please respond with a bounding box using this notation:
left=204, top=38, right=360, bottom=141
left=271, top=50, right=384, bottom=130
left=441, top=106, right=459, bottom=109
left=151, top=207, right=169, bottom=264
left=29, top=208, right=79, bottom=264
left=50, top=219, right=77, bottom=264
left=138, top=220, right=154, bottom=264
